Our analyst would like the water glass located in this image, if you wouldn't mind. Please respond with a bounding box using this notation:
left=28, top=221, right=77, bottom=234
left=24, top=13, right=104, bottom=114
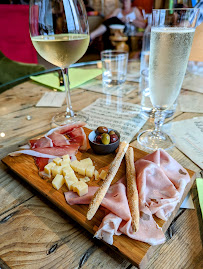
left=101, top=50, right=128, bottom=87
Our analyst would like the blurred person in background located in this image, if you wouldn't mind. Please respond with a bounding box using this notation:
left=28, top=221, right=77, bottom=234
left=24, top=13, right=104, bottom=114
left=90, top=0, right=146, bottom=42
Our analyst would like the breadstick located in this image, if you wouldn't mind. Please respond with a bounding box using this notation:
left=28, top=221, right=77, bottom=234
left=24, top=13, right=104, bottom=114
left=125, top=147, right=139, bottom=233
left=87, top=141, right=129, bottom=220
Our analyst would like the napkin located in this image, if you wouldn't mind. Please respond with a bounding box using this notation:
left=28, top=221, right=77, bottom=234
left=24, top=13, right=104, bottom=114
left=196, top=178, right=203, bottom=218
left=30, top=68, right=102, bottom=91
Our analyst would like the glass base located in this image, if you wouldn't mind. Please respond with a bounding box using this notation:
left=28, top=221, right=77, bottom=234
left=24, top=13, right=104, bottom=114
left=137, top=130, right=175, bottom=151
left=52, top=112, right=88, bottom=126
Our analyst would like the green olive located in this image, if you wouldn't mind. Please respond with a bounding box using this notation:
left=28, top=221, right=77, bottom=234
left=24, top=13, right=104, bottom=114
left=96, top=126, right=108, bottom=134
left=109, top=130, right=115, bottom=135
left=101, top=133, right=110, bottom=145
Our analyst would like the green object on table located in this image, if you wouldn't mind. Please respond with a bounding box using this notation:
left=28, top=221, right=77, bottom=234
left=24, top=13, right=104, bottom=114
left=196, top=178, right=203, bottom=218
left=0, top=51, right=45, bottom=92
left=30, top=68, right=102, bottom=91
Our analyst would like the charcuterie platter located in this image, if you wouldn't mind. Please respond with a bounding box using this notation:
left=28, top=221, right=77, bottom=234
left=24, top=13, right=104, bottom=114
left=1, top=126, right=196, bottom=269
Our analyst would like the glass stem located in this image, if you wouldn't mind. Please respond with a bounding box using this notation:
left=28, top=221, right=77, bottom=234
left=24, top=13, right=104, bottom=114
left=153, top=109, right=165, bottom=135
left=61, top=68, right=74, bottom=118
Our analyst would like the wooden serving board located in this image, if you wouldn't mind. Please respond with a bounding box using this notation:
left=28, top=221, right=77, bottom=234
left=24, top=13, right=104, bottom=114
left=2, top=128, right=196, bottom=269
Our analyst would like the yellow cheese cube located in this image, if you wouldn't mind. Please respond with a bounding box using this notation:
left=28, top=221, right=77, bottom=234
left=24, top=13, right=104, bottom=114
left=61, top=160, right=71, bottom=168
left=51, top=165, right=63, bottom=177
left=80, top=158, right=93, bottom=167
left=44, top=162, right=56, bottom=176
left=99, top=170, right=107, bottom=180
left=80, top=176, right=90, bottom=183
left=70, top=160, right=80, bottom=172
left=72, top=181, right=88, bottom=196
left=86, top=166, right=95, bottom=178
left=62, top=166, right=74, bottom=177
left=65, top=171, right=78, bottom=182
left=64, top=177, right=78, bottom=191
left=52, top=174, right=65, bottom=190
left=94, top=170, right=99, bottom=180
left=77, top=163, right=86, bottom=176
left=53, top=157, right=62, bottom=166
left=62, top=154, right=71, bottom=163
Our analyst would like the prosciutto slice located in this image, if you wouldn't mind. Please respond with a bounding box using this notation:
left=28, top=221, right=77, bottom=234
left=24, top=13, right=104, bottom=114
left=9, top=122, right=87, bottom=171
left=65, top=149, right=190, bottom=246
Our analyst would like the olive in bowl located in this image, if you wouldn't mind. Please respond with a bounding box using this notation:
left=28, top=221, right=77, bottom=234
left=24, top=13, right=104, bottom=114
left=88, top=129, right=120, bottom=155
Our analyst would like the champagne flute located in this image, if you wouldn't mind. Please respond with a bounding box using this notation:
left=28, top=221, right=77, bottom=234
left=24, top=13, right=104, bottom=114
left=29, top=0, right=89, bottom=125
left=137, top=8, right=199, bottom=150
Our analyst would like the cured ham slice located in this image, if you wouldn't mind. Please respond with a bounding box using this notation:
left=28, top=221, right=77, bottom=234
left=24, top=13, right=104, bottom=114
left=65, top=149, right=190, bottom=246
left=48, top=133, right=70, bottom=147
left=35, top=157, right=49, bottom=172
left=67, top=127, right=87, bottom=150
left=9, top=122, right=87, bottom=172
left=29, top=137, right=53, bottom=148
left=33, top=144, right=79, bottom=156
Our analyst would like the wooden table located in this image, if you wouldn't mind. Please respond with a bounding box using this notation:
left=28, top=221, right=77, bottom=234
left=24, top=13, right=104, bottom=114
left=0, top=61, right=202, bottom=269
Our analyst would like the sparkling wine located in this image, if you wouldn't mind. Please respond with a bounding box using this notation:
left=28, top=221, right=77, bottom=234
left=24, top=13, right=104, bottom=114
left=149, top=27, right=195, bottom=109
left=31, top=34, right=90, bottom=68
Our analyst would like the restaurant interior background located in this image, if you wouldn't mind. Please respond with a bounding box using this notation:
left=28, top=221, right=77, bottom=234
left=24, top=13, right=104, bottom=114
left=0, top=0, right=202, bottom=73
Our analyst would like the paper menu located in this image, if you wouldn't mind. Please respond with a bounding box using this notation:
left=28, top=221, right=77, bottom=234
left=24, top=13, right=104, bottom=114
left=179, top=93, right=203, bottom=113
left=163, top=117, right=203, bottom=169
left=182, top=72, right=203, bottom=94
left=81, top=98, right=147, bottom=143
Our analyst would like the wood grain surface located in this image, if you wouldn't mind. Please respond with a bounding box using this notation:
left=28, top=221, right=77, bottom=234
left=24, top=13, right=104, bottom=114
left=0, top=62, right=202, bottom=269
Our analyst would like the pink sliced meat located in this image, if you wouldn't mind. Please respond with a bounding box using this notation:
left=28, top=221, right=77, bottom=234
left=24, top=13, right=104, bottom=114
left=48, top=132, right=70, bottom=147
left=45, top=121, right=86, bottom=136
left=65, top=149, right=190, bottom=246
left=33, top=144, right=79, bottom=156
left=68, top=127, right=87, bottom=150
left=35, top=157, right=49, bottom=171
left=65, top=182, right=166, bottom=245
left=29, top=137, right=52, bottom=148
left=29, top=122, right=86, bottom=151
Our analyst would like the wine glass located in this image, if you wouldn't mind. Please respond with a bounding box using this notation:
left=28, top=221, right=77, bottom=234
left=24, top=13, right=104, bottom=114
left=29, top=0, right=89, bottom=125
left=137, top=8, right=199, bottom=150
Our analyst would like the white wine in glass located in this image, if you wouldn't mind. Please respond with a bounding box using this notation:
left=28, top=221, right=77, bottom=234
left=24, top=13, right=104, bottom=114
left=29, top=0, right=89, bottom=125
left=137, top=8, right=200, bottom=151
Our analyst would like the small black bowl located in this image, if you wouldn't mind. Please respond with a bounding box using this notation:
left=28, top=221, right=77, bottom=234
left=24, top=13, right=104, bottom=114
left=88, top=129, right=120, bottom=155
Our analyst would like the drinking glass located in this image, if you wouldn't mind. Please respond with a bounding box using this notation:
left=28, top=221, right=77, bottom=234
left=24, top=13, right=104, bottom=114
left=101, top=50, right=128, bottom=87
left=29, top=0, right=89, bottom=125
left=137, top=8, right=199, bottom=150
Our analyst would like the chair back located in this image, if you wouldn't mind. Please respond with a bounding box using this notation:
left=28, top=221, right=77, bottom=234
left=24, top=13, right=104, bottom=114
left=0, top=4, right=38, bottom=64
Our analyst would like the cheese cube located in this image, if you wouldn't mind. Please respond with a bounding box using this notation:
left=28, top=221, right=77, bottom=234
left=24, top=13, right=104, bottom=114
left=64, top=176, right=78, bottom=191
left=62, top=166, right=74, bottom=177
left=52, top=174, right=65, bottom=190
left=51, top=165, right=63, bottom=177
left=72, top=181, right=88, bottom=196
left=77, top=163, right=86, bottom=176
left=53, top=157, right=62, bottom=166
left=44, top=162, right=56, bottom=176
left=80, top=176, right=90, bottom=183
left=62, top=154, right=71, bottom=163
left=80, top=158, right=93, bottom=167
left=86, top=166, right=95, bottom=178
left=99, top=170, right=107, bottom=180
left=60, top=160, right=71, bottom=168
left=70, top=160, right=80, bottom=172
left=94, top=170, right=99, bottom=180
left=65, top=171, right=78, bottom=182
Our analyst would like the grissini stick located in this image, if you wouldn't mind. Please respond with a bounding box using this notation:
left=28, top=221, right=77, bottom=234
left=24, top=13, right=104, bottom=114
left=125, top=147, right=139, bottom=232
left=87, top=141, right=129, bottom=220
